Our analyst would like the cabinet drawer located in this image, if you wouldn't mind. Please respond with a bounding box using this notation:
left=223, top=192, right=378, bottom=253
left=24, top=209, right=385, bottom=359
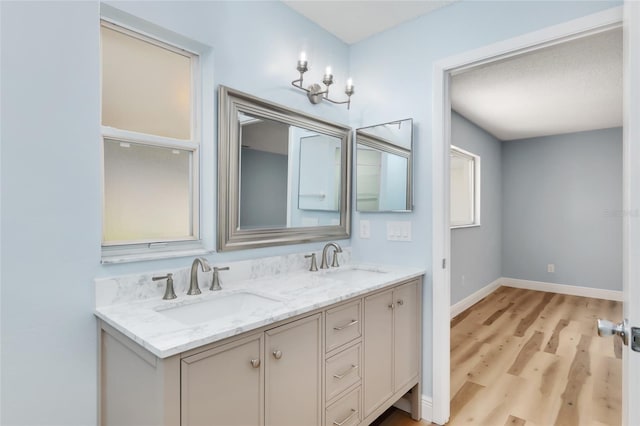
left=326, top=300, right=361, bottom=352
left=326, top=343, right=361, bottom=401
left=325, top=386, right=361, bottom=426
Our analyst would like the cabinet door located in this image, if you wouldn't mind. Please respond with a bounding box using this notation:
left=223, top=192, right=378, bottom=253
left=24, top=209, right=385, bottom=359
left=393, top=280, right=420, bottom=391
left=363, top=289, right=394, bottom=417
left=265, top=314, right=322, bottom=426
left=181, top=333, right=263, bottom=426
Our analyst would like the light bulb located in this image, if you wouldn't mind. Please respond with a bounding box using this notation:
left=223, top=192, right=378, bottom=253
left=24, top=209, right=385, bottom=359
left=299, top=51, right=307, bottom=62
left=325, top=66, right=332, bottom=77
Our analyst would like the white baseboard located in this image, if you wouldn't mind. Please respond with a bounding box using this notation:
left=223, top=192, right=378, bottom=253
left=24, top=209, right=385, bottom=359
left=421, top=396, right=433, bottom=423
left=450, top=278, right=502, bottom=318
left=393, top=395, right=433, bottom=423
left=500, top=277, right=623, bottom=301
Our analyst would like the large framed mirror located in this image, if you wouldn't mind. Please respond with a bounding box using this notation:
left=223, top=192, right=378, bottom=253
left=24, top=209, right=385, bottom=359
left=218, top=86, right=352, bottom=251
left=355, top=118, right=413, bottom=212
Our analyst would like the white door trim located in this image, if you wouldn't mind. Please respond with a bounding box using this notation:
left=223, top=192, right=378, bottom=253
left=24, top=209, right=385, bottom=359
left=431, top=6, right=623, bottom=424
left=622, top=2, right=640, bottom=425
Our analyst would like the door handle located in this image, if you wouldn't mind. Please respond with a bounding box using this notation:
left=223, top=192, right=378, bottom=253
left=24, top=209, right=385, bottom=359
left=598, top=318, right=640, bottom=352
left=597, top=318, right=629, bottom=346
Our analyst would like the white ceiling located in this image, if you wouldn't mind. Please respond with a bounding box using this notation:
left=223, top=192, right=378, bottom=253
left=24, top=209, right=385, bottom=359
left=451, top=28, right=623, bottom=141
left=282, top=0, right=456, bottom=44
left=281, top=2, right=622, bottom=141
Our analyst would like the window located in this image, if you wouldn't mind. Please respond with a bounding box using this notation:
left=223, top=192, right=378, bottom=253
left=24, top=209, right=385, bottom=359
left=450, top=146, right=480, bottom=228
left=100, top=20, right=201, bottom=260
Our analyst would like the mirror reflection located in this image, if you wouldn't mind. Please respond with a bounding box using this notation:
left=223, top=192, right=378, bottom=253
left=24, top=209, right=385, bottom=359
left=297, top=134, right=341, bottom=213
left=218, top=86, right=351, bottom=251
left=355, top=119, right=413, bottom=212
left=238, top=112, right=342, bottom=230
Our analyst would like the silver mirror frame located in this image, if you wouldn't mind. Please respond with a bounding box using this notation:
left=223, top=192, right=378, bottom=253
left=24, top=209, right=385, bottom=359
left=355, top=119, right=414, bottom=212
left=217, top=85, right=352, bottom=251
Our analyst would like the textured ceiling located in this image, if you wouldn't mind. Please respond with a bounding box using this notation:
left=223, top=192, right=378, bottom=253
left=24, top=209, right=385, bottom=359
left=282, top=0, right=456, bottom=44
left=451, top=27, right=623, bottom=141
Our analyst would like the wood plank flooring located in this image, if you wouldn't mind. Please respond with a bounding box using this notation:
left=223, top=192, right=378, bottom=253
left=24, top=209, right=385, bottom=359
left=450, top=286, right=622, bottom=426
left=372, top=286, right=622, bottom=426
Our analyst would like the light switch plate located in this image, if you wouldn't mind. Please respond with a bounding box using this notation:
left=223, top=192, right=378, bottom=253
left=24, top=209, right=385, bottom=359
left=386, top=221, right=412, bottom=241
left=359, top=220, right=371, bottom=239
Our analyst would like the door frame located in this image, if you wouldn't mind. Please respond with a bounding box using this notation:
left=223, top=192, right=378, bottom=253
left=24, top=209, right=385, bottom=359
left=431, top=6, right=624, bottom=424
left=622, top=3, right=640, bottom=426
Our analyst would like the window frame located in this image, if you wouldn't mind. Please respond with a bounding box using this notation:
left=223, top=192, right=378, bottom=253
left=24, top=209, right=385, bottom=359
left=99, top=18, right=205, bottom=263
left=450, top=145, right=481, bottom=229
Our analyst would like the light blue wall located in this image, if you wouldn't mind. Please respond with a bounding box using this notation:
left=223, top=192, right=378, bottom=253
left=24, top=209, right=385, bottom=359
left=1, top=1, right=623, bottom=424
left=450, top=113, right=502, bottom=305
left=240, top=149, right=288, bottom=228
left=379, top=154, right=409, bottom=211
left=348, top=0, right=620, bottom=398
left=502, top=128, right=623, bottom=290
left=1, top=2, right=349, bottom=425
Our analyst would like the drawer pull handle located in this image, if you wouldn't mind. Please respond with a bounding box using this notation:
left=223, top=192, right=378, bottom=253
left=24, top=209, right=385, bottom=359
left=333, top=364, right=359, bottom=379
left=272, top=350, right=283, bottom=359
left=333, top=409, right=357, bottom=426
left=333, top=319, right=358, bottom=331
left=250, top=359, right=260, bottom=368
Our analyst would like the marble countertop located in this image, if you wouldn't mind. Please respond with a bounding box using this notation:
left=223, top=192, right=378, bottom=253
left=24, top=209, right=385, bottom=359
left=94, top=263, right=425, bottom=358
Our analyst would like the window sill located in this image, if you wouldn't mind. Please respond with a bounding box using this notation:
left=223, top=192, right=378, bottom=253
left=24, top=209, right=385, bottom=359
left=101, top=245, right=214, bottom=264
left=450, top=223, right=481, bottom=230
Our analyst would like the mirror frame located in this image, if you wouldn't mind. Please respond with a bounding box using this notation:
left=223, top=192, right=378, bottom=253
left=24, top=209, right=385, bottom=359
left=355, top=119, right=414, bottom=212
left=217, top=85, right=352, bottom=251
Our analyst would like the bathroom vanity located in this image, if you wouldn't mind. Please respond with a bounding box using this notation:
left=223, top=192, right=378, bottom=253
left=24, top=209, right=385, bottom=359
left=96, top=259, right=424, bottom=426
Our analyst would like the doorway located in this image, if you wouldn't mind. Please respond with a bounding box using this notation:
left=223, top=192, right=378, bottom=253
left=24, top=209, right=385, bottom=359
left=430, top=7, right=626, bottom=425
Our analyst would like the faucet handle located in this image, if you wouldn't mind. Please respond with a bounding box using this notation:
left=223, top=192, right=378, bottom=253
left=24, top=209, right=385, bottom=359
left=305, top=254, right=318, bottom=272
left=210, top=266, right=230, bottom=291
left=152, top=273, right=176, bottom=300
left=331, top=251, right=340, bottom=268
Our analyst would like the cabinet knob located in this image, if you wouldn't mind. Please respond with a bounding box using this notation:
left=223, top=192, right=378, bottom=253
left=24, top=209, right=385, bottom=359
left=250, top=358, right=260, bottom=368
left=388, top=303, right=395, bottom=310
left=272, top=350, right=283, bottom=359
left=397, top=299, right=404, bottom=306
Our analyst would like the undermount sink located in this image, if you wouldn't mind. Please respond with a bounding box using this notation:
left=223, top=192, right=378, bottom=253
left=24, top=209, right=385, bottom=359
left=156, top=292, right=283, bottom=325
left=323, top=265, right=389, bottom=280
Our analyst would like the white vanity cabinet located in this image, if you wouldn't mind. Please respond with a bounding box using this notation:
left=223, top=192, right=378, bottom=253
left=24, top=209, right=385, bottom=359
left=324, top=299, right=363, bottom=425
left=181, top=314, right=322, bottom=426
left=181, top=333, right=264, bottom=426
left=362, top=279, right=421, bottom=423
left=265, top=314, right=322, bottom=426
left=98, top=277, right=422, bottom=426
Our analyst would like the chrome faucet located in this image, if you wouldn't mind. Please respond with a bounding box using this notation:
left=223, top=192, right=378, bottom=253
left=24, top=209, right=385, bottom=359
left=188, top=257, right=212, bottom=295
left=320, top=242, right=343, bottom=269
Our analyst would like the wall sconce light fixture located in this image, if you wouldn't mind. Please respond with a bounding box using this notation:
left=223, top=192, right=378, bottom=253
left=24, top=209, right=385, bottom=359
left=291, top=52, right=354, bottom=109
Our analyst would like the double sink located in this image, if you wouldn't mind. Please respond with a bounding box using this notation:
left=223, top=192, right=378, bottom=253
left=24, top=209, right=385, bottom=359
left=153, top=265, right=388, bottom=326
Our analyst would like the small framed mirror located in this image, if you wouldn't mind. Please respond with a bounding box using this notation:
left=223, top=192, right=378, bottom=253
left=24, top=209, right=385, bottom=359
left=218, top=86, right=352, bottom=251
left=355, top=119, right=413, bottom=212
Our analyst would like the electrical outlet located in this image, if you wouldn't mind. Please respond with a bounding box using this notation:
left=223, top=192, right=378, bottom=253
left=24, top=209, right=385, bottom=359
left=359, top=220, right=370, bottom=239
left=547, top=263, right=555, bottom=273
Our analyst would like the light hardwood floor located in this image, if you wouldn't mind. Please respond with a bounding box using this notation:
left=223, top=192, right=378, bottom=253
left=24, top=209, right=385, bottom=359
left=373, top=286, right=622, bottom=426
